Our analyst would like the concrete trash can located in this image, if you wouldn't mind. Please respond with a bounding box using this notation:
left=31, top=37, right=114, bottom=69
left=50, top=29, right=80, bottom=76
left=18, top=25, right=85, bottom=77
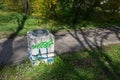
left=27, top=29, right=55, bottom=65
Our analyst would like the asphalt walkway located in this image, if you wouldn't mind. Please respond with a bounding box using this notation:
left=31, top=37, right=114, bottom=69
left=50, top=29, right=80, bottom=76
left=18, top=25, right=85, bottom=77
left=0, top=27, right=120, bottom=64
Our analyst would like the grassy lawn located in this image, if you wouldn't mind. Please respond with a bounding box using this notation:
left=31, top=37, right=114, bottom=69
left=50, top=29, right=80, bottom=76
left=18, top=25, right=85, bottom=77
left=0, top=10, right=65, bottom=38
left=0, top=44, right=120, bottom=80
left=0, top=10, right=120, bottom=39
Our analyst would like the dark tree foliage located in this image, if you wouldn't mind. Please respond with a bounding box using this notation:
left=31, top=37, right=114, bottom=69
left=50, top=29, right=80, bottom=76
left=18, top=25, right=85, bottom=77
left=1, top=0, right=120, bottom=23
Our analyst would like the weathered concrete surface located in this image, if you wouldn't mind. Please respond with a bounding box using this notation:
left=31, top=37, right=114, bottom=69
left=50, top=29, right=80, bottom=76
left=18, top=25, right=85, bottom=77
left=0, top=27, right=120, bottom=64
left=0, top=37, right=28, bottom=64
left=55, top=27, right=120, bottom=54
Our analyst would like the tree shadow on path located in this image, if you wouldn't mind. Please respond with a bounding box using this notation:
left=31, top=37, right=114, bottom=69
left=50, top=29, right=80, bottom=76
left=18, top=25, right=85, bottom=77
left=66, top=24, right=120, bottom=80
left=0, top=15, right=28, bottom=69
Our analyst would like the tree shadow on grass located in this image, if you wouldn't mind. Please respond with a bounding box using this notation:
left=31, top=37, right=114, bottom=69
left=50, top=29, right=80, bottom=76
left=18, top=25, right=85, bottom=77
left=31, top=24, right=120, bottom=80
left=0, top=15, right=27, bottom=69
left=65, top=24, right=120, bottom=80
left=29, top=53, right=92, bottom=80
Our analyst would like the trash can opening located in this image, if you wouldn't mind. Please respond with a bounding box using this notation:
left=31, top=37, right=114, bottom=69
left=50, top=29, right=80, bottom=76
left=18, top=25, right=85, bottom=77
left=32, top=29, right=49, bottom=37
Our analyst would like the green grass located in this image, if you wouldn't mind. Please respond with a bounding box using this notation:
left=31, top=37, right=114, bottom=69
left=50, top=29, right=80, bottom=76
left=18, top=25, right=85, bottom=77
left=0, top=10, right=120, bottom=39
left=0, top=44, right=120, bottom=80
left=0, top=11, right=63, bottom=38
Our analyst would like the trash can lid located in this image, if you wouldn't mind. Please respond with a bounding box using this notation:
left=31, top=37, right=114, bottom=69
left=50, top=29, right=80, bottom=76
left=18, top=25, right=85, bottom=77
left=32, top=29, right=49, bottom=37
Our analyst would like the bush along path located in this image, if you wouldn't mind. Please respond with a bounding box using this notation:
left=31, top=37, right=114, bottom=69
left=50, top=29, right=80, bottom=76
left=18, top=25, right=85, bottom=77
left=0, top=27, right=120, bottom=64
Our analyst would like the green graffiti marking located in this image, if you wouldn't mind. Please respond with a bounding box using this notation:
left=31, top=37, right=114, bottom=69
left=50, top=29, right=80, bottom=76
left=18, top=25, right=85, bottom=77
left=32, top=39, right=54, bottom=49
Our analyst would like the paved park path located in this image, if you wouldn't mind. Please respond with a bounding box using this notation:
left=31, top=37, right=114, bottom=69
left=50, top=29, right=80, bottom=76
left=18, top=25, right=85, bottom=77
left=0, top=27, right=120, bottom=64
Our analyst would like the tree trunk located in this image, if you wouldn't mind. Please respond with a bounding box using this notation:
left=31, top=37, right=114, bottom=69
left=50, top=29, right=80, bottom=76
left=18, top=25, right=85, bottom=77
left=23, top=0, right=29, bottom=15
left=72, top=0, right=82, bottom=24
